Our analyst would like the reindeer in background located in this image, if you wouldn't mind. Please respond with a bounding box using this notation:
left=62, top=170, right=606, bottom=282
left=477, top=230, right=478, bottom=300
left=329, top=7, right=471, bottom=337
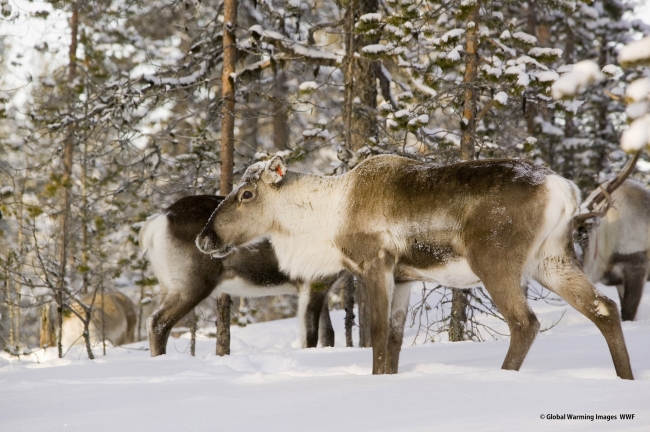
left=61, top=290, right=137, bottom=348
left=576, top=150, right=649, bottom=321
left=140, top=195, right=336, bottom=357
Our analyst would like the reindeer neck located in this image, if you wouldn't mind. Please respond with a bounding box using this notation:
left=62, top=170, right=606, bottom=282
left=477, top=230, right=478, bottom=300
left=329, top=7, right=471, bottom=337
left=268, top=171, right=348, bottom=279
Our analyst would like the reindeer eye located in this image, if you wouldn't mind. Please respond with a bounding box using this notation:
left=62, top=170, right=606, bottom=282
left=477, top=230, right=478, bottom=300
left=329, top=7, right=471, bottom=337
left=242, top=190, right=253, bottom=200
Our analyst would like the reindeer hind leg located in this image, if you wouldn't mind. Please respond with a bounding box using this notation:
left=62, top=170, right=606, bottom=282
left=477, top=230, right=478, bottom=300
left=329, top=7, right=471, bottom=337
left=535, top=256, right=634, bottom=380
left=148, top=281, right=213, bottom=356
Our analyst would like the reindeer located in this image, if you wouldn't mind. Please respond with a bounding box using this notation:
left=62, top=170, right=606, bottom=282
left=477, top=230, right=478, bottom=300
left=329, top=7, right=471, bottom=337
left=139, top=195, right=335, bottom=356
left=196, top=155, right=634, bottom=379
left=62, top=290, right=137, bottom=347
left=575, top=151, right=648, bottom=321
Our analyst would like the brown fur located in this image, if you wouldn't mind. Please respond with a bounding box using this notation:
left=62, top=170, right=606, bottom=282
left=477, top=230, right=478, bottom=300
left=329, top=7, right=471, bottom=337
left=63, top=290, right=137, bottom=347
left=197, top=155, right=634, bottom=379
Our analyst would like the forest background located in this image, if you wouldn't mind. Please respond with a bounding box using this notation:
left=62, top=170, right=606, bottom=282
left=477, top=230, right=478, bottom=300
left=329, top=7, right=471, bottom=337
left=1, top=0, right=650, bottom=358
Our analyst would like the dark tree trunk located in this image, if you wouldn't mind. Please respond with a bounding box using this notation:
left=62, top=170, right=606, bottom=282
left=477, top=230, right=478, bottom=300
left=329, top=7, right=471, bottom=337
left=450, top=2, right=480, bottom=342
left=216, top=294, right=232, bottom=356
left=273, top=71, right=288, bottom=150
left=344, top=274, right=355, bottom=347
left=343, top=0, right=379, bottom=348
left=189, top=309, right=196, bottom=356
left=216, top=0, right=238, bottom=357
left=449, top=289, right=470, bottom=342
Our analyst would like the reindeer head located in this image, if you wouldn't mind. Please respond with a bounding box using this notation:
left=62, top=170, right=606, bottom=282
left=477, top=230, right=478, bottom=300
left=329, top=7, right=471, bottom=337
left=196, top=156, right=288, bottom=257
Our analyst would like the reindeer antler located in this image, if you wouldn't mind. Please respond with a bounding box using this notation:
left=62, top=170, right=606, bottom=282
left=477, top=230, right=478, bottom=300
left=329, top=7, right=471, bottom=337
left=575, top=149, right=642, bottom=223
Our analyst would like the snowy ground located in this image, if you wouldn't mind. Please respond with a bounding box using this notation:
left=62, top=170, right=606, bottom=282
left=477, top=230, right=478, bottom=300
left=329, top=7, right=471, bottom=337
left=2, top=284, right=650, bottom=431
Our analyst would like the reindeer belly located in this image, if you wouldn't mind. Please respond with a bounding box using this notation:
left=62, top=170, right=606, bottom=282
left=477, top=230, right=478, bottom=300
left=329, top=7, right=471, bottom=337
left=400, top=259, right=482, bottom=288
left=214, top=276, right=299, bottom=297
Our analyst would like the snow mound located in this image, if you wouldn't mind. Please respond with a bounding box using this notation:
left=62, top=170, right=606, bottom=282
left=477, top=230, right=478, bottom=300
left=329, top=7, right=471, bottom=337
left=551, top=60, right=603, bottom=100
left=618, top=36, right=650, bottom=67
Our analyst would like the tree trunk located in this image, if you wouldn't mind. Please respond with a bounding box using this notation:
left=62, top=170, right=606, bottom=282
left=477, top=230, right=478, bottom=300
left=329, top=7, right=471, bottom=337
left=216, top=0, right=238, bottom=357
left=215, top=294, right=231, bottom=356
left=525, top=1, right=538, bottom=136
left=459, top=3, right=479, bottom=161
left=81, top=140, right=89, bottom=294
left=5, top=268, right=14, bottom=350
left=100, top=270, right=106, bottom=356
left=449, top=288, right=470, bottom=342
left=40, top=303, right=57, bottom=348
left=343, top=274, right=355, bottom=347
left=57, top=1, right=79, bottom=358
left=189, top=308, right=196, bottom=356
left=450, top=2, right=480, bottom=342
left=273, top=71, right=288, bottom=150
left=82, top=307, right=94, bottom=360
left=343, top=0, right=379, bottom=348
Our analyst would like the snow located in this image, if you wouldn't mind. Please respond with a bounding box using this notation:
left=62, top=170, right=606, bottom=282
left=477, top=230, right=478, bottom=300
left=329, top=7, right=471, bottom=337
left=626, top=102, right=648, bottom=120
left=396, top=91, right=413, bottom=101
left=440, top=28, right=465, bottom=44
left=2, top=285, right=650, bottom=431
left=362, top=43, right=392, bottom=54
left=494, top=91, right=508, bottom=105
left=407, top=114, right=429, bottom=126
left=394, top=109, right=410, bottom=118
left=625, top=78, right=650, bottom=103
left=528, top=47, right=562, bottom=59
left=551, top=60, right=603, bottom=100
left=535, top=71, right=559, bottom=83
left=358, top=13, right=382, bottom=22
left=302, top=128, right=330, bottom=139
left=249, top=25, right=343, bottom=64
left=517, top=73, right=530, bottom=87
left=447, top=48, right=461, bottom=62
left=618, top=36, right=650, bottom=66
left=601, top=64, right=620, bottom=77
left=512, top=31, right=537, bottom=45
left=299, top=81, right=319, bottom=91
left=621, top=117, right=650, bottom=152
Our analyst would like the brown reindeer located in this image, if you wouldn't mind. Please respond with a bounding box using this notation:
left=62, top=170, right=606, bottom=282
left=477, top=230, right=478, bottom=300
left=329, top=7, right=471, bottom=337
left=196, top=155, right=634, bottom=379
left=62, top=290, right=137, bottom=347
left=140, top=195, right=335, bottom=356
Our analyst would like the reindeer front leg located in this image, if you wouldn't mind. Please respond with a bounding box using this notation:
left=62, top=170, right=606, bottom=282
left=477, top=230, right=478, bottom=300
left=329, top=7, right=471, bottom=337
left=360, top=252, right=396, bottom=375
left=297, top=280, right=333, bottom=348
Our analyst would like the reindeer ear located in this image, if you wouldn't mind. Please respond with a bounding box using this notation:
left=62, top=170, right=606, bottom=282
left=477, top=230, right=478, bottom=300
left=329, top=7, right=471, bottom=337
left=262, top=156, right=287, bottom=185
